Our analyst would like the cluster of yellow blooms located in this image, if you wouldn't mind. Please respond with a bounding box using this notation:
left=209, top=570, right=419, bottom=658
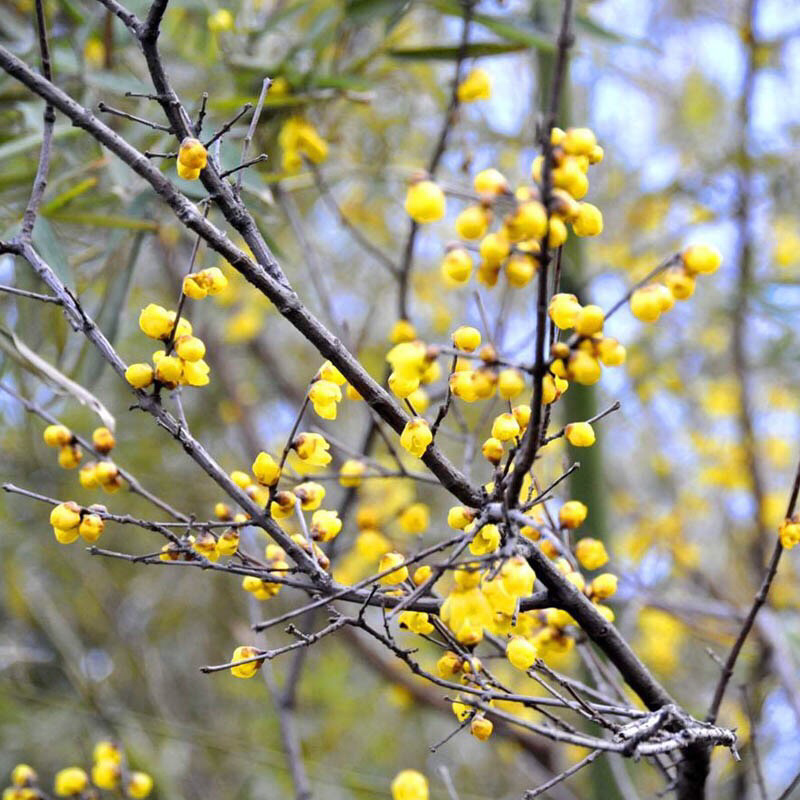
left=125, top=303, right=215, bottom=390
left=176, top=137, right=208, bottom=181
left=279, top=116, right=329, bottom=173
left=407, top=127, right=605, bottom=290
left=49, top=500, right=106, bottom=545
left=629, top=245, right=722, bottom=322
left=42, top=424, right=122, bottom=493
left=548, top=296, right=625, bottom=386
left=5, top=744, right=152, bottom=799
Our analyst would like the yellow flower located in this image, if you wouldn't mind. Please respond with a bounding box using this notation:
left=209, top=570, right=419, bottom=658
left=479, top=231, right=510, bottom=267
left=630, top=285, right=665, bottom=322
left=208, top=8, right=234, bottom=32
left=562, top=127, right=597, bottom=156
left=91, top=760, right=119, bottom=791
left=501, top=556, right=535, bottom=596
left=91, top=426, right=115, bottom=454
left=568, top=350, right=601, bottom=385
left=125, top=362, right=154, bottom=389
left=682, top=244, right=722, bottom=275
left=379, top=551, right=409, bottom=585
left=447, top=506, right=475, bottom=530
left=574, top=305, right=604, bottom=336
left=270, top=490, right=297, bottom=519
left=317, top=360, right=346, bottom=385
left=400, top=418, right=433, bottom=458
left=391, top=770, right=428, bottom=800
left=506, top=253, right=537, bottom=288
left=506, top=636, right=537, bottom=670
left=43, top=424, right=72, bottom=447
left=470, top=715, right=493, bottom=741
left=437, top=651, right=462, bottom=677
left=230, top=645, right=263, bottom=678
left=455, top=205, right=489, bottom=240
left=572, top=202, right=603, bottom=236
left=11, top=765, right=37, bottom=787
left=279, top=117, right=329, bottom=171
left=664, top=267, right=696, bottom=300
left=216, top=528, right=239, bottom=556
left=452, top=325, right=481, bottom=352
left=441, top=246, right=473, bottom=285
left=779, top=517, right=800, bottom=549
left=481, top=436, right=504, bottom=464
left=310, top=509, right=342, bottom=542
left=54, top=768, right=88, bottom=797
left=309, top=378, right=342, bottom=420
left=413, top=565, right=432, bottom=585
left=506, top=201, right=547, bottom=241
left=491, top=412, right=520, bottom=442
left=469, top=523, right=500, bottom=555
left=405, top=178, right=446, bottom=224
left=78, top=513, right=104, bottom=543
left=294, top=481, right=326, bottom=511
left=548, top=293, right=582, bottom=330
left=565, top=421, right=596, bottom=447
left=175, top=335, right=206, bottom=362
left=127, top=772, right=154, bottom=799
left=339, top=459, right=366, bottom=487
left=575, top=537, right=609, bottom=570
left=154, top=355, right=183, bottom=386
left=139, top=303, right=175, bottom=339
left=178, top=137, right=208, bottom=170
left=252, top=450, right=281, bottom=489
left=58, top=444, right=82, bottom=469
left=399, top=611, right=434, bottom=635
left=183, top=267, right=228, bottom=299
left=559, top=500, right=587, bottom=529
left=399, top=502, right=429, bottom=534
left=457, top=67, right=491, bottom=102
left=389, top=319, right=417, bottom=343
left=50, top=501, right=81, bottom=533
left=590, top=572, right=618, bottom=599
left=293, top=433, right=332, bottom=467
left=473, top=168, right=508, bottom=198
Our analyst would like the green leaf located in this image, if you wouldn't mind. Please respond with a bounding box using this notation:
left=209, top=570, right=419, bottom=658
left=31, top=218, right=73, bottom=287
left=80, top=232, right=144, bottom=389
left=0, top=125, right=80, bottom=162
left=44, top=213, right=159, bottom=231
left=41, top=178, right=99, bottom=216
left=0, top=325, right=116, bottom=430
left=389, top=42, right=527, bottom=60
left=574, top=13, right=656, bottom=50
left=429, top=2, right=555, bottom=52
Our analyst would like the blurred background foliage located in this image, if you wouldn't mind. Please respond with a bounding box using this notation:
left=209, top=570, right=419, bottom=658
left=2, top=0, right=800, bottom=797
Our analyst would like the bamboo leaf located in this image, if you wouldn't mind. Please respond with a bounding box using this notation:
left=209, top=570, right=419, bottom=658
left=0, top=325, right=116, bottom=430
left=31, top=218, right=73, bottom=286
left=389, top=42, right=527, bottom=60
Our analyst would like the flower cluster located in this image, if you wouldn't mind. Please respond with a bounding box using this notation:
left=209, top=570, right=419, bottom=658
left=439, top=127, right=604, bottom=290
left=182, top=266, right=228, bottom=299
left=49, top=500, right=106, bottom=545
left=630, top=245, right=722, bottom=322
left=4, top=743, right=153, bottom=799
left=125, top=304, right=211, bottom=390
